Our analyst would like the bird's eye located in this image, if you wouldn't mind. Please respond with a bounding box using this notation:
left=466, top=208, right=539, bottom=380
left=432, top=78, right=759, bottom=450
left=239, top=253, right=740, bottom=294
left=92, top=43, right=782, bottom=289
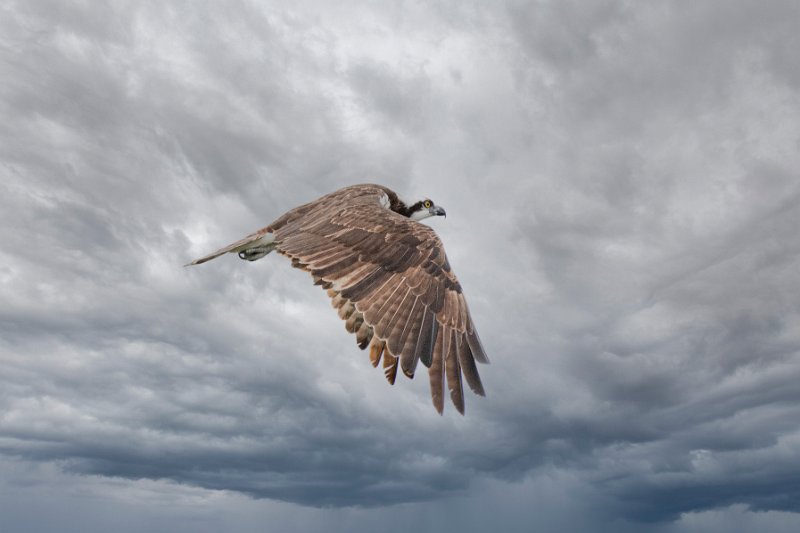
left=423, top=200, right=432, bottom=209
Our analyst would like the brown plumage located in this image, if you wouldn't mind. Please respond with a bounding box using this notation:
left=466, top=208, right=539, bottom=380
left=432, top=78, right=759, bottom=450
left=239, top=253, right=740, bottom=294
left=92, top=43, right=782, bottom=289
left=186, top=184, right=489, bottom=414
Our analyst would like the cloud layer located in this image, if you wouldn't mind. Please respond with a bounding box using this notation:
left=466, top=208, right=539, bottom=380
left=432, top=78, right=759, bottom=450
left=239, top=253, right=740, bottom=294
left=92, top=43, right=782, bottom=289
left=2, top=0, right=800, bottom=530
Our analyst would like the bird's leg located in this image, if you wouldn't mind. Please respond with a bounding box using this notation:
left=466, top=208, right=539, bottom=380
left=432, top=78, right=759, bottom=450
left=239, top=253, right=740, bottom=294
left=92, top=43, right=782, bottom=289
left=237, top=244, right=275, bottom=261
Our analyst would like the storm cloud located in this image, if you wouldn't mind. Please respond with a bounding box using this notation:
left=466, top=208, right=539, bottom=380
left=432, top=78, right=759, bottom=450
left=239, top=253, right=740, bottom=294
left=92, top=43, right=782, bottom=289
left=2, top=1, right=800, bottom=531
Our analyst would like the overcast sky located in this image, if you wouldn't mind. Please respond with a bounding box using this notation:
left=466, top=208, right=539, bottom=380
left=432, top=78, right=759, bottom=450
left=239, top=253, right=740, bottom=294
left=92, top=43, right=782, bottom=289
left=2, top=1, right=800, bottom=531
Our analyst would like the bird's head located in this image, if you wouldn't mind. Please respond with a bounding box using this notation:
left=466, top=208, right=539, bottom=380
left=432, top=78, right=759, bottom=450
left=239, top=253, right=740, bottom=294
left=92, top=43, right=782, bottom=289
left=403, top=198, right=447, bottom=221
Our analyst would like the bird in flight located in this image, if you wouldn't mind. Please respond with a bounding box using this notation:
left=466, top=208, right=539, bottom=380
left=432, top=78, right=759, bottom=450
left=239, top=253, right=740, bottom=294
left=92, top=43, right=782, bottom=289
left=186, top=184, right=488, bottom=414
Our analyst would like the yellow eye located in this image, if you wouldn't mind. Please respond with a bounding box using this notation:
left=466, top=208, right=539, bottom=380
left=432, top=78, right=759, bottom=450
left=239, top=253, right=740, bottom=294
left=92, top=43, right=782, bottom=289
left=423, top=200, right=432, bottom=209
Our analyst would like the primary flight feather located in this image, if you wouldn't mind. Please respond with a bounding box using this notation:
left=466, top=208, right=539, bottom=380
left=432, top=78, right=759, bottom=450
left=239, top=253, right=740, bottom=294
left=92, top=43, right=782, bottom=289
left=186, top=184, right=489, bottom=414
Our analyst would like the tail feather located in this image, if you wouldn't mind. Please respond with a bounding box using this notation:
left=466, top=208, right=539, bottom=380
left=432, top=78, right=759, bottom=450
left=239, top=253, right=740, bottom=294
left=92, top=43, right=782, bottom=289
left=185, top=229, right=275, bottom=266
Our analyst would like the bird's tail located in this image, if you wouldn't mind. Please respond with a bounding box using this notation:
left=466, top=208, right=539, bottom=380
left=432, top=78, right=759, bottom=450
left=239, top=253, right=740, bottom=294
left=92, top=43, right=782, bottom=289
left=185, top=229, right=276, bottom=266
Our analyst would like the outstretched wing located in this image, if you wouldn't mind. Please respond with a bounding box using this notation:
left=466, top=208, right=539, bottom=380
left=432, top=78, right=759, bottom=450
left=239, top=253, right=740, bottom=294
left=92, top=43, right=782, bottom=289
left=272, top=185, right=489, bottom=414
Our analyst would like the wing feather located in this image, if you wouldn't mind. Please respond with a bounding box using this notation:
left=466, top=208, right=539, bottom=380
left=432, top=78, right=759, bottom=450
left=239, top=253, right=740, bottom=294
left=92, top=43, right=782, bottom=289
left=458, top=294, right=469, bottom=331
left=375, top=286, right=413, bottom=345
left=207, top=184, right=491, bottom=414
left=339, top=268, right=390, bottom=301
left=312, top=255, right=360, bottom=278
left=457, top=332, right=485, bottom=396
left=396, top=296, right=424, bottom=378
left=355, top=319, right=372, bottom=349
left=362, top=281, right=405, bottom=328
left=466, top=325, right=490, bottom=364
left=413, top=308, right=437, bottom=368
left=445, top=329, right=465, bottom=414
left=383, top=351, right=399, bottom=385
left=369, top=338, right=385, bottom=367
left=428, top=324, right=446, bottom=414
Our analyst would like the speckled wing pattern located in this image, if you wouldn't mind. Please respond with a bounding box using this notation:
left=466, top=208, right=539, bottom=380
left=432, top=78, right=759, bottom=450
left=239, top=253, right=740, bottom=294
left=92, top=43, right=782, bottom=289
left=191, top=184, right=489, bottom=414
left=271, top=185, right=489, bottom=414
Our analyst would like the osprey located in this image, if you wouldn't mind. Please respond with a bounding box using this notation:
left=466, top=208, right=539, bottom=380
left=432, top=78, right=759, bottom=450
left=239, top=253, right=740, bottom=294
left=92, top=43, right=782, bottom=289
left=186, top=184, right=488, bottom=414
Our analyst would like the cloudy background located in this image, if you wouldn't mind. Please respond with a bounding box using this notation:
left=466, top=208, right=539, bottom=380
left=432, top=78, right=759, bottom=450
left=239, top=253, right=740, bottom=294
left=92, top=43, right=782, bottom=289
left=2, top=0, right=800, bottom=531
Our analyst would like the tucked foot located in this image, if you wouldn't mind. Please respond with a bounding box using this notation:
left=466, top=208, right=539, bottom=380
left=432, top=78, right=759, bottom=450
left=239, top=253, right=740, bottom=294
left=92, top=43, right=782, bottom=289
left=238, top=245, right=275, bottom=261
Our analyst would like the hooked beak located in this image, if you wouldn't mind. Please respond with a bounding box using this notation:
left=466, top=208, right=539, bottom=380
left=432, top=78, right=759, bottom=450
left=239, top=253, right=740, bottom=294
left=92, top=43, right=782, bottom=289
left=430, top=205, right=447, bottom=218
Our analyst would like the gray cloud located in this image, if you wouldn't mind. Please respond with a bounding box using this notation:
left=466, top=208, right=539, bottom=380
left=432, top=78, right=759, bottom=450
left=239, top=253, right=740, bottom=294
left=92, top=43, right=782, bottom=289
left=2, top=0, right=800, bottom=531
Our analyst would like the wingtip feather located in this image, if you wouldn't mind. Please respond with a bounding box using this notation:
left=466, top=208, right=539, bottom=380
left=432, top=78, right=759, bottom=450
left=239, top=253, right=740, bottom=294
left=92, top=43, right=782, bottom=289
left=369, top=339, right=385, bottom=367
left=383, top=352, right=399, bottom=385
left=429, top=325, right=445, bottom=414
left=446, top=330, right=465, bottom=414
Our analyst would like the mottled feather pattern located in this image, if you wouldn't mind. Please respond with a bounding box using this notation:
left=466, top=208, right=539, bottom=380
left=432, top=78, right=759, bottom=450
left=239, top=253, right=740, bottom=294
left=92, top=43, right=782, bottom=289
left=189, top=184, right=488, bottom=414
left=273, top=185, right=488, bottom=414
left=265, top=185, right=489, bottom=414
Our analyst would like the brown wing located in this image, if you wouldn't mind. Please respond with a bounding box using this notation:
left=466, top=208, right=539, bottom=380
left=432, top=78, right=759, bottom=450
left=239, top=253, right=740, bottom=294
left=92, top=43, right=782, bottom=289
left=272, top=185, right=489, bottom=414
